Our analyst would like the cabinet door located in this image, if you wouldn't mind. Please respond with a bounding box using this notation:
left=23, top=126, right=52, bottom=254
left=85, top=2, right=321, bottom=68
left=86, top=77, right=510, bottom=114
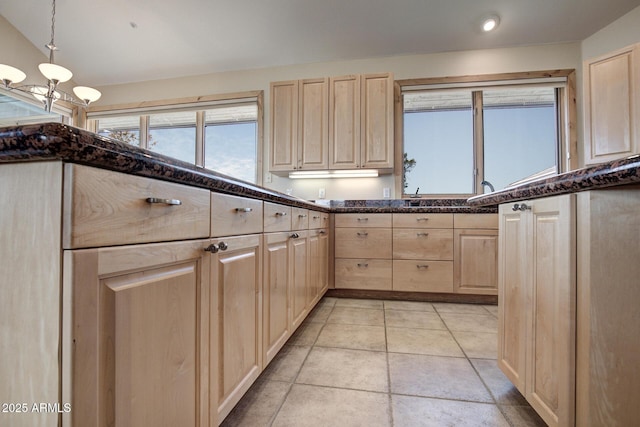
left=498, top=205, right=528, bottom=393
left=583, top=43, right=640, bottom=164
left=65, top=240, right=210, bottom=427
left=290, top=230, right=309, bottom=330
left=270, top=80, right=299, bottom=171
left=318, top=229, right=330, bottom=295
left=329, top=75, right=361, bottom=169
left=361, top=73, right=394, bottom=169
left=263, top=232, right=291, bottom=366
left=210, top=234, right=263, bottom=423
left=453, top=229, right=498, bottom=295
left=527, top=196, right=575, bottom=427
left=299, top=78, right=329, bottom=170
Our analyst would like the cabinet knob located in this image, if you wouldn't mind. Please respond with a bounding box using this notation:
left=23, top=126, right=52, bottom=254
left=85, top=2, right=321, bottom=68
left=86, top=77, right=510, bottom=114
left=290, top=233, right=300, bottom=239
left=204, top=244, right=219, bottom=253
left=318, top=230, right=326, bottom=235
left=235, top=207, right=253, bottom=213
left=512, top=203, right=532, bottom=211
left=218, top=242, right=228, bottom=251
left=146, top=197, right=182, bottom=206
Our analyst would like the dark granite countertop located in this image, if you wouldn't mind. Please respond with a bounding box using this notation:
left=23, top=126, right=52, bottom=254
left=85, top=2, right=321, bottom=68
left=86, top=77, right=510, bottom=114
left=330, top=199, right=497, bottom=214
left=0, top=123, right=329, bottom=212
left=467, top=155, right=640, bottom=207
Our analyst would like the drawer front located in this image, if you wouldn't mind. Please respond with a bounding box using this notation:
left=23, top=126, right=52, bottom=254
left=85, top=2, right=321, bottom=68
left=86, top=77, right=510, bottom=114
left=63, top=164, right=210, bottom=248
left=309, top=211, right=329, bottom=229
left=392, top=213, right=453, bottom=229
left=292, top=208, right=310, bottom=230
left=453, top=213, right=498, bottom=229
left=393, top=260, right=453, bottom=293
left=335, top=213, right=392, bottom=228
left=335, top=259, right=392, bottom=290
left=211, top=193, right=263, bottom=237
left=334, top=228, right=392, bottom=259
left=393, top=229, right=453, bottom=260
left=264, top=202, right=292, bottom=232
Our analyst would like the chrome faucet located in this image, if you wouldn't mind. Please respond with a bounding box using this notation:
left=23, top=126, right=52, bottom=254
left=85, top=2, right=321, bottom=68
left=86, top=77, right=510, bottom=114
left=481, top=180, right=495, bottom=192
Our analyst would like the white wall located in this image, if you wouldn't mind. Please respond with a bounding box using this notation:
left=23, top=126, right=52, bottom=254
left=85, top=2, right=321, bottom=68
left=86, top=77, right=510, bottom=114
left=581, top=5, right=640, bottom=60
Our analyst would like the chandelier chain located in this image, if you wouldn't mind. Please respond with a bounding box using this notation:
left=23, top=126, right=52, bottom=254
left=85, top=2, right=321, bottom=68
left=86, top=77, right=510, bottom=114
left=50, top=0, right=56, bottom=47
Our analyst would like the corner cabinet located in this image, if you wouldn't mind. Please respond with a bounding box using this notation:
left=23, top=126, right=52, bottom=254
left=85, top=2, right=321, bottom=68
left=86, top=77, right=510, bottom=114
left=583, top=43, right=640, bottom=165
left=498, top=195, right=576, bottom=427
left=329, top=73, right=394, bottom=170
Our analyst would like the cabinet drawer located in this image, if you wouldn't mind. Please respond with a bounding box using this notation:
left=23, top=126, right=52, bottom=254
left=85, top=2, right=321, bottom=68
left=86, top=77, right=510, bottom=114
left=335, top=213, right=392, bottom=228
left=453, top=213, right=498, bottom=229
left=393, top=260, right=453, bottom=293
left=211, top=193, right=263, bottom=237
left=393, top=229, right=453, bottom=260
left=335, top=259, right=392, bottom=290
left=292, top=208, right=310, bottom=230
left=334, top=228, right=392, bottom=259
left=264, top=202, right=292, bottom=232
left=393, top=213, right=453, bottom=229
left=63, top=164, right=210, bottom=248
left=309, top=211, right=329, bottom=229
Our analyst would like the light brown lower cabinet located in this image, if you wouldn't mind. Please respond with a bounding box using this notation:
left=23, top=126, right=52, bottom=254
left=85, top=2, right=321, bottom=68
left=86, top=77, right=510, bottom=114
left=64, top=239, right=211, bottom=427
left=453, top=229, right=498, bottom=294
left=498, top=195, right=576, bottom=427
left=209, top=234, right=263, bottom=424
left=290, top=230, right=310, bottom=330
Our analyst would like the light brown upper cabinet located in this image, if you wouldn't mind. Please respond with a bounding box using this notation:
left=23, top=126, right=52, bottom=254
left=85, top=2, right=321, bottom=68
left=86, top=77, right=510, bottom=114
left=583, top=43, right=640, bottom=165
left=329, top=73, right=394, bottom=170
left=270, top=78, right=329, bottom=172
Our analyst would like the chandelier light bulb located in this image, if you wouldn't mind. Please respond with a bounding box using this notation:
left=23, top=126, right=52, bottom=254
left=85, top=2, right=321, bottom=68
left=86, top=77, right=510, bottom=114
left=0, top=64, right=27, bottom=86
left=38, top=63, right=73, bottom=83
left=73, top=86, right=102, bottom=104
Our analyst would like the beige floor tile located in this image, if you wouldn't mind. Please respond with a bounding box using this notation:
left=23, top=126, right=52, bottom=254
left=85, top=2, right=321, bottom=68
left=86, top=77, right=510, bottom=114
left=272, top=384, right=390, bottom=427
left=316, top=297, right=338, bottom=308
left=220, top=378, right=291, bottom=427
left=315, top=323, right=386, bottom=351
left=327, top=306, right=384, bottom=326
left=296, top=347, right=388, bottom=392
left=389, top=353, right=493, bottom=403
left=305, top=304, right=333, bottom=323
left=387, top=327, right=463, bottom=357
left=453, top=331, right=498, bottom=359
left=439, top=312, right=498, bottom=333
left=383, top=300, right=435, bottom=312
left=499, top=404, right=548, bottom=426
left=334, top=298, right=384, bottom=309
left=483, top=304, right=499, bottom=317
left=261, top=345, right=311, bottom=382
left=433, top=302, right=492, bottom=315
left=471, top=359, right=529, bottom=406
left=287, top=322, right=323, bottom=346
left=385, top=309, right=446, bottom=330
left=392, top=394, right=510, bottom=427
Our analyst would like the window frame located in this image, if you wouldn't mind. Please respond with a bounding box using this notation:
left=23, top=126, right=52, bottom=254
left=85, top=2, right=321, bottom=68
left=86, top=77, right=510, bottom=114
left=394, top=70, right=577, bottom=198
left=84, top=91, right=264, bottom=186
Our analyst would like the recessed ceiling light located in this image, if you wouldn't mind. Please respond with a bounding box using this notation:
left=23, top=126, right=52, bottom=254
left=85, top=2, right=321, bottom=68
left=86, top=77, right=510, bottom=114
left=482, top=15, right=500, bottom=32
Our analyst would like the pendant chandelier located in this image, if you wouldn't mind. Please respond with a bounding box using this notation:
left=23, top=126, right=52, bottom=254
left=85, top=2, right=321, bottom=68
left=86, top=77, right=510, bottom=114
left=0, top=0, right=101, bottom=112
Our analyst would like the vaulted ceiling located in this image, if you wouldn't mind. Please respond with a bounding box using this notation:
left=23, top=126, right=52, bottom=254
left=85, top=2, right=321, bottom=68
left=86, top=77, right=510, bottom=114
left=2, top=0, right=639, bottom=87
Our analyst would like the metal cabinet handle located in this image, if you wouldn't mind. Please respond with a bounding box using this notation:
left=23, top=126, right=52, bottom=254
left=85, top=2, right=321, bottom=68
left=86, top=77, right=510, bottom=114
left=416, top=217, right=429, bottom=221
left=204, top=244, right=219, bottom=253
left=290, top=233, right=300, bottom=239
left=416, top=264, right=429, bottom=269
left=416, top=232, right=429, bottom=237
left=356, top=217, right=369, bottom=221
left=318, top=230, right=326, bottom=235
left=312, top=215, right=320, bottom=219
left=235, top=207, right=253, bottom=213
left=298, top=214, right=307, bottom=218
left=357, top=263, right=369, bottom=268
left=512, top=203, right=532, bottom=211
left=356, top=232, right=369, bottom=237
left=275, top=212, right=288, bottom=217
left=218, top=242, right=228, bottom=251
left=146, top=197, right=182, bottom=206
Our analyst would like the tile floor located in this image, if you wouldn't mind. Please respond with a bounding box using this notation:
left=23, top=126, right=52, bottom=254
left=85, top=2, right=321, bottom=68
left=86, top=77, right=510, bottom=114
left=221, top=297, right=548, bottom=427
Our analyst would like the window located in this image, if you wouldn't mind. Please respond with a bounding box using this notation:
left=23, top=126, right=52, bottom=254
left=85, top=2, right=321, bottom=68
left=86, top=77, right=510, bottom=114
left=0, top=89, right=71, bottom=126
left=87, top=92, right=263, bottom=185
left=399, top=71, right=575, bottom=197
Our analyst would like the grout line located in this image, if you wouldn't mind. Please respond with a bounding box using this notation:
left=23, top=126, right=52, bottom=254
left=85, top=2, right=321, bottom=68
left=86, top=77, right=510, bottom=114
left=383, top=300, right=394, bottom=427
